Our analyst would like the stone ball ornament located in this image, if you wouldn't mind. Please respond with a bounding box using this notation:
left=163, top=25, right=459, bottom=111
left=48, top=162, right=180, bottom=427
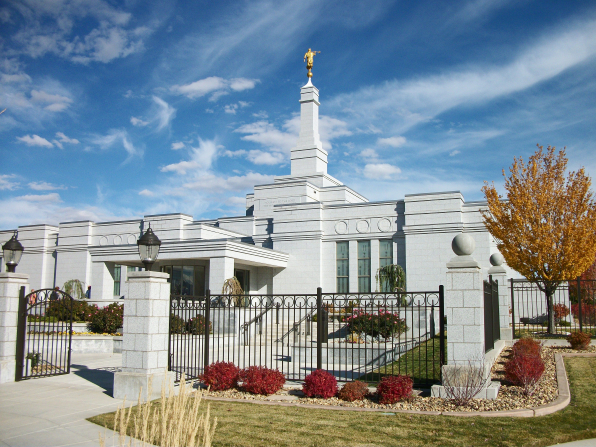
left=490, top=253, right=505, bottom=266
left=451, top=233, right=475, bottom=256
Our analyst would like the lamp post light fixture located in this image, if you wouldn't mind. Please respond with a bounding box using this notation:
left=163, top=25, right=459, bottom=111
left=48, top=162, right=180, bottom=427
left=2, top=231, right=24, bottom=273
left=137, top=225, right=161, bottom=271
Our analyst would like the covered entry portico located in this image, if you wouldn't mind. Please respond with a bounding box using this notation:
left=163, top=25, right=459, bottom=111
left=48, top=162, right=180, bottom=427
left=89, top=238, right=288, bottom=299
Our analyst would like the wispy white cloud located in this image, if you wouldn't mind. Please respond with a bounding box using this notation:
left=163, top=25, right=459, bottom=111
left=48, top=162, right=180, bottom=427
left=160, top=138, right=219, bottom=174
left=363, top=163, right=401, bottom=179
left=29, top=181, right=67, bottom=191
left=171, top=76, right=259, bottom=101
left=152, top=96, right=176, bottom=130
left=130, top=116, right=149, bottom=127
left=182, top=172, right=274, bottom=192
left=246, top=150, right=285, bottom=165
left=377, top=136, right=406, bottom=148
left=138, top=189, right=154, bottom=197
left=90, top=129, right=143, bottom=164
left=329, top=18, right=596, bottom=134
left=6, top=0, right=154, bottom=64
left=0, top=174, right=20, bottom=191
left=17, top=134, right=53, bottom=147
left=171, top=141, right=185, bottom=150
left=16, top=193, right=62, bottom=203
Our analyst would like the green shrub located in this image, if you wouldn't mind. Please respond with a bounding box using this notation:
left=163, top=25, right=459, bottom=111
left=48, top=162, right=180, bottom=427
left=26, top=352, right=41, bottom=368
left=170, top=314, right=186, bottom=334
left=345, top=308, right=408, bottom=339
left=88, top=303, right=123, bottom=334
left=46, top=298, right=98, bottom=322
left=187, top=315, right=212, bottom=335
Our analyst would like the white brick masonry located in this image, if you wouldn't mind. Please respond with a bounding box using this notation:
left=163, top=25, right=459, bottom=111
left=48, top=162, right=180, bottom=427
left=488, top=263, right=512, bottom=341
left=113, top=271, right=173, bottom=400
left=0, top=273, right=29, bottom=384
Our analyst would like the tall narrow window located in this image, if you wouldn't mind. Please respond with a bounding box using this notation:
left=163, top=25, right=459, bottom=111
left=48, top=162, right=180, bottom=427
left=379, top=239, right=393, bottom=292
left=113, top=264, right=121, bottom=296
left=336, top=242, right=349, bottom=293
left=358, top=241, right=371, bottom=293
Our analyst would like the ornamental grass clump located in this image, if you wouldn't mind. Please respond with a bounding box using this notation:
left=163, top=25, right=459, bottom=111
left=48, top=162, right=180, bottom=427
left=567, top=331, right=591, bottom=350
left=376, top=375, right=413, bottom=404
left=338, top=380, right=369, bottom=402
left=302, top=369, right=338, bottom=398
left=201, top=362, right=239, bottom=391
left=239, top=366, right=285, bottom=395
left=107, top=374, right=216, bottom=447
left=505, top=338, right=545, bottom=396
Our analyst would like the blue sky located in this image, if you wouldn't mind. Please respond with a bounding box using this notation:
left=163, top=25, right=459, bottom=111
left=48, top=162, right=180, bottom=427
left=1, top=0, right=596, bottom=230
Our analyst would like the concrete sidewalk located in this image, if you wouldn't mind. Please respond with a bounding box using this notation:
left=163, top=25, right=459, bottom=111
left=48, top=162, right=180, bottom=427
left=0, top=353, right=127, bottom=447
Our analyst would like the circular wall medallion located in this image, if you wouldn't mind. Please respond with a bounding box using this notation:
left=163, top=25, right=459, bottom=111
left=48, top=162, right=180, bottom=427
left=113, top=235, right=122, bottom=245
left=334, top=221, right=348, bottom=234
left=127, top=234, right=137, bottom=245
left=377, top=218, right=392, bottom=232
left=356, top=220, right=370, bottom=233
left=99, top=236, right=108, bottom=246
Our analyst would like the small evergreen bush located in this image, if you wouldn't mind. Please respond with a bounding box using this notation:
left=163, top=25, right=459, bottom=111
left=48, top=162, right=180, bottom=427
left=239, top=366, right=285, bottom=395
left=376, top=375, right=413, bottom=404
left=88, top=303, right=123, bottom=334
left=186, top=315, right=212, bottom=335
left=567, top=331, right=591, bottom=350
left=169, top=315, right=186, bottom=334
left=338, top=380, right=369, bottom=402
left=302, top=369, right=338, bottom=398
left=201, top=362, right=239, bottom=391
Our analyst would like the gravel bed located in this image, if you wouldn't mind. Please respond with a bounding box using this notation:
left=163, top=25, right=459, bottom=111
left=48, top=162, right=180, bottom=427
left=202, top=345, right=596, bottom=412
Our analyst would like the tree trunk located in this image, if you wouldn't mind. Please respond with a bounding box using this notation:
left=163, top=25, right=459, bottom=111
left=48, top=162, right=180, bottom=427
left=547, top=291, right=555, bottom=334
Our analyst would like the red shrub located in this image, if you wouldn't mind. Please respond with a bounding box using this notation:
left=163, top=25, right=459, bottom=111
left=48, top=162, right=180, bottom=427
left=239, top=366, right=285, bottom=395
left=338, top=380, right=369, bottom=402
left=200, top=362, right=239, bottom=391
left=377, top=375, right=413, bottom=404
left=567, top=331, right=591, bottom=350
left=512, top=338, right=542, bottom=358
left=553, top=303, right=570, bottom=320
left=302, top=369, right=338, bottom=398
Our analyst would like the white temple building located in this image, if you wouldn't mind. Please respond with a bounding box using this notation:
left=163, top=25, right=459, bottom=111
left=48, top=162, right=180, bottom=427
left=0, top=78, right=511, bottom=300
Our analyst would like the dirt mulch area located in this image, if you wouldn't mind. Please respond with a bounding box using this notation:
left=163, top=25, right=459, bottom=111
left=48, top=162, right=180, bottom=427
left=203, top=345, right=596, bottom=412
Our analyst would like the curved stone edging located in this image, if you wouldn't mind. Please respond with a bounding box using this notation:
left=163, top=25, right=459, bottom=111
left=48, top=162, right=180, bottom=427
left=201, top=353, right=596, bottom=417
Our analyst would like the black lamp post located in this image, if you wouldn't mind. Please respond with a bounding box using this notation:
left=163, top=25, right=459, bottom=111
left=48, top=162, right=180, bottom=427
left=137, top=224, right=161, bottom=271
left=2, top=231, right=24, bottom=273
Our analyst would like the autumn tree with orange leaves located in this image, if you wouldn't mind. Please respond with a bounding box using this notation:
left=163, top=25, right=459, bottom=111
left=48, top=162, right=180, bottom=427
left=482, top=145, right=596, bottom=334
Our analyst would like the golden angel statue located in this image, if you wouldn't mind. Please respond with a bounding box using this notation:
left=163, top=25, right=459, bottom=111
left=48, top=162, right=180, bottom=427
left=304, top=48, right=320, bottom=78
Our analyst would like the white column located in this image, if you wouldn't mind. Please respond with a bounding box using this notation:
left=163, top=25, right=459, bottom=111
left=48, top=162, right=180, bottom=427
left=370, top=239, right=380, bottom=292
left=113, top=271, right=173, bottom=400
left=0, top=273, right=29, bottom=384
left=488, top=253, right=512, bottom=341
left=349, top=241, right=358, bottom=293
left=208, top=257, right=234, bottom=294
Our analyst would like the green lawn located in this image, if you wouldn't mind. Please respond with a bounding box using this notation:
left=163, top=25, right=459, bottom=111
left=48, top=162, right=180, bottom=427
left=358, top=335, right=443, bottom=385
left=89, top=356, right=596, bottom=446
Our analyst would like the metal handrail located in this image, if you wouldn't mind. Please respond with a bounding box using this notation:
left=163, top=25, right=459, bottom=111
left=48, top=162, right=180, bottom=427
left=275, top=306, right=317, bottom=343
left=242, top=303, right=273, bottom=332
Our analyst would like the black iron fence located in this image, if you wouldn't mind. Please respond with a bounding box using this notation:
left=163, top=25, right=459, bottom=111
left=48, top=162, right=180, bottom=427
left=484, top=276, right=500, bottom=352
left=511, top=279, right=596, bottom=338
left=15, top=287, right=73, bottom=381
left=169, top=287, right=445, bottom=387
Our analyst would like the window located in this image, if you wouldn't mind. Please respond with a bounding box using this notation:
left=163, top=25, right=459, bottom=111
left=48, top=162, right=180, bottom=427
left=160, top=265, right=205, bottom=296
left=379, top=239, right=393, bottom=292
left=234, top=269, right=250, bottom=293
left=336, top=242, right=349, bottom=293
left=358, top=241, right=371, bottom=293
left=113, top=264, right=122, bottom=296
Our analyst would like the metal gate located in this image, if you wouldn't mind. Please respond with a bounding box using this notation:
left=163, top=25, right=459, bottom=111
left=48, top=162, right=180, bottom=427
left=15, top=287, right=74, bottom=381
left=483, top=275, right=500, bottom=352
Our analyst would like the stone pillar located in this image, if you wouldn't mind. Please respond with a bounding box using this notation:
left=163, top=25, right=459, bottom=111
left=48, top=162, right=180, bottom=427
left=208, top=257, right=234, bottom=295
left=431, top=234, right=499, bottom=399
left=0, top=273, right=29, bottom=384
left=113, top=271, right=173, bottom=400
left=488, top=253, right=512, bottom=341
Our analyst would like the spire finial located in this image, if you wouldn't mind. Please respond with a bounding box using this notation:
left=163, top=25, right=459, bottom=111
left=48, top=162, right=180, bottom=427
left=303, top=48, right=320, bottom=79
